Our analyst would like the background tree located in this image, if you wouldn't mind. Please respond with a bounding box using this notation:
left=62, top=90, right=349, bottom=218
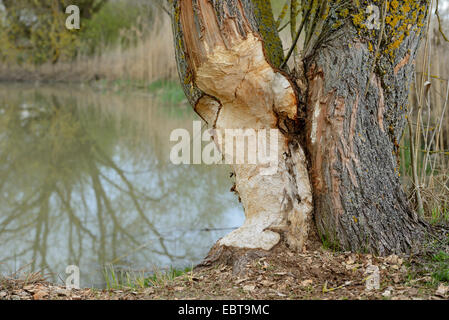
left=0, top=0, right=107, bottom=64
left=171, top=0, right=446, bottom=262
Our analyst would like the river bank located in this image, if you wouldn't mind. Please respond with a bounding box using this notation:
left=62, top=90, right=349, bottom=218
left=2, top=245, right=448, bottom=300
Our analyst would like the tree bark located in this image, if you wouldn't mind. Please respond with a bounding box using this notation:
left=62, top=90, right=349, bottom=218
left=303, top=1, right=431, bottom=255
left=171, top=0, right=435, bottom=258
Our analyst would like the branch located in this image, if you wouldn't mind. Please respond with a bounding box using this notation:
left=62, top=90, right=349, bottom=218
left=435, top=0, right=449, bottom=42
left=363, top=0, right=388, bottom=98
left=149, top=0, right=171, bottom=17
left=281, top=8, right=310, bottom=69
left=276, top=0, right=290, bottom=28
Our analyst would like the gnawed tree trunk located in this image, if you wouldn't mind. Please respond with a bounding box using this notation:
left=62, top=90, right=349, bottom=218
left=172, top=0, right=313, bottom=255
left=171, top=0, right=435, bottom=260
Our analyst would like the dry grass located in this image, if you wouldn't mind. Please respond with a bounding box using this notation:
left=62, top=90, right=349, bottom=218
left=0, top=262, right=48, bottom=293
left=404, top=9, right=449, bottom=223
left=0, top=15, right=177, bottom=84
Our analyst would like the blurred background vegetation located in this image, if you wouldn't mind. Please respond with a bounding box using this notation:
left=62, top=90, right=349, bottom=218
left=0, top=0, right=172, bottom=82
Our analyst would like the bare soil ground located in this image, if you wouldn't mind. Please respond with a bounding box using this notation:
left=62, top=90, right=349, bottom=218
left=1, top=243, right=448, bottom=300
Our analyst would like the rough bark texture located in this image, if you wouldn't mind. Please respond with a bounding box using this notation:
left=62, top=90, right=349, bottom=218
left=304, top=1, right=432, bottom=255
left=171, top=0, right=313, bottom=254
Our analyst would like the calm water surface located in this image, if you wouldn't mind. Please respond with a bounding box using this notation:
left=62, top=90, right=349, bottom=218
left=0, top=83, right=244, bottom=287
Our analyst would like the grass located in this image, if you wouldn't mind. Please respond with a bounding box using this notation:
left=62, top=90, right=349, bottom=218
left=430, top=207, right=449, bottom=225
left=405, top=239, right=449, bottom=289
left=92, top=78, right=185, bottom=99
left=321, top=237, right=340, bottom=252
left=431, top=251, right=449, bottom=284
left=102, top=264, right=146, bottom=290
left=320, top=230, right=342, bottom=252
left=102, top=264, right=193, bottom=290
left=145, top=266, right=193, bottom=287
left=0, top=270, right=47, bottom=292
left=148, top=79, right=186, bottom=105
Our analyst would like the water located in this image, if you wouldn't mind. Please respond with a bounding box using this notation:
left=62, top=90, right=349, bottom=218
left=0, top=83, right=244, bottom=288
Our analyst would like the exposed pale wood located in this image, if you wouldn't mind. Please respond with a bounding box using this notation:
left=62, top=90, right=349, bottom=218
left=173, top=0, right=312, bottom=252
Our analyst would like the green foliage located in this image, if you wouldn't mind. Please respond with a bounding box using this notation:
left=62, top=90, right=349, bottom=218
left=0, top=0, right=83, bottom=64
left=432, top=250, right=449, bottom=262
left=431, top=251, right=449, bottom=283
left=148, top=80, right=186, bottom=105
left=79, top=1, right=149, bottom=55
left=430, top=207, right=449, bottom=224
left=320, top=232, right=341, bottom=252
left=0, top=0, right=155, bottom=65
left=144, top=266, right=193, bottom=287
left=102, top=264, right=147, bottom=290
left=102, top=264, right=193, bottom=289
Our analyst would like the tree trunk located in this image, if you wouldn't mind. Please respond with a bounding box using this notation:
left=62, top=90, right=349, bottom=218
left=303, top=1, right=431, bottom=255
left=172, top=0, right=313, bottom=255
left=171, top=0, right=434, bottom=259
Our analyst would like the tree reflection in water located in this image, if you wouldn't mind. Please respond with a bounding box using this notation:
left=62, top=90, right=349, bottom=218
left=0, top=84, right=244, bottom=287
